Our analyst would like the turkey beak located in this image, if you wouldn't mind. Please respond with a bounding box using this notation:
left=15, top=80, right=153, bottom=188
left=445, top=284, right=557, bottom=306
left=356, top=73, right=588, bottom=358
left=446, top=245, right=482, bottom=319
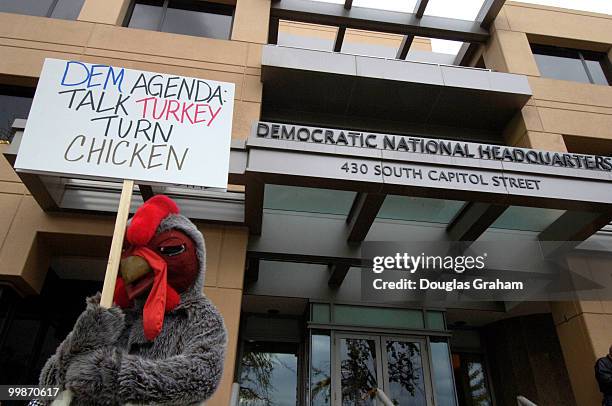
left=120, top=255, right=152, bottom=285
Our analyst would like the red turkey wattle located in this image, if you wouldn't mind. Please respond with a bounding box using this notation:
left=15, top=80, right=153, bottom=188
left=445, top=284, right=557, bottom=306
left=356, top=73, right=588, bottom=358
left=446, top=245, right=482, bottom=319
left=113, top=195, right=200, bottom=341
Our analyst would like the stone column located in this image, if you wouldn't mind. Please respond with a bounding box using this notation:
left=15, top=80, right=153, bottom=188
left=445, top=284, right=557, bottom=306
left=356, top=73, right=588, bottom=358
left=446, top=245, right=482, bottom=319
left=77, top=0, right=131, bottom=25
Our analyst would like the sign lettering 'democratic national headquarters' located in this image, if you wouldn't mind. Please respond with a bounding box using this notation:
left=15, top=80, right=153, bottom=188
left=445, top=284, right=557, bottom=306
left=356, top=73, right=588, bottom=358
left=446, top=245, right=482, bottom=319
left=15, top=58, right=235, bottom=189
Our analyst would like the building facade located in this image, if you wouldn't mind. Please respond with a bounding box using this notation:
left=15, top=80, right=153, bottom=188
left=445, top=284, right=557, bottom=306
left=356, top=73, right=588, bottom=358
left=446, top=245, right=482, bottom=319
left=0, top=1, right=611, bottom=405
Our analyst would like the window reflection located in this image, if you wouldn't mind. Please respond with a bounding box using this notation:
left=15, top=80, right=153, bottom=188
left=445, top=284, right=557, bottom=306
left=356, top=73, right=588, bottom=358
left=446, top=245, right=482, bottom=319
left=0, top=0, right=84, bottom=20
left=584, top=60, right=610, bottom=86
left=128, top=2, right=164, bottom=30
left=431, top=339, right=458, bottom=406
left=0, top=86, right=34, bottom=142
left=127, top=0, right=234, bottom=40
left=49, top=0, right=86, bottom=20
left=531, top=44, right=610, bottom=86
left=310, top=332, right=331, bottom=406
left=453, top=353, right=493, bottom=406
left=163, top=2, right=233, bottom=39
left=239, top=341, right=298, bottom=406
left=466, top=361, right=492, bottom=406
left=385, top=340, right=427, bottom=405
left=339, top=338, right=378, bottom=405
left=0, top=0, right=55, bottom=17
left=533, top=53, right=591, bottom=84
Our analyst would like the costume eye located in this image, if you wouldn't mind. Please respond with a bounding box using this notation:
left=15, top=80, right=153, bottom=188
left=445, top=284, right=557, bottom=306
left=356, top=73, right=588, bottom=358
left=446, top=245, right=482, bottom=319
left=159, top=244, right=186, bottom=256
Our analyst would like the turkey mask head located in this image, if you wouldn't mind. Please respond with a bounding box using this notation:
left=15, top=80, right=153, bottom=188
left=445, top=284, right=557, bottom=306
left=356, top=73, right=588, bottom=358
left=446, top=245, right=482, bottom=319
left=113, top=195, right=206, bottom=340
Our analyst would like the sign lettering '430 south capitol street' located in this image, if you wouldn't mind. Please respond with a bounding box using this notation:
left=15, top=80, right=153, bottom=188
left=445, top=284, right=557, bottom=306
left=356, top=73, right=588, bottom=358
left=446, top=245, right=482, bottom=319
left=15, top=58, right=235, bottom=189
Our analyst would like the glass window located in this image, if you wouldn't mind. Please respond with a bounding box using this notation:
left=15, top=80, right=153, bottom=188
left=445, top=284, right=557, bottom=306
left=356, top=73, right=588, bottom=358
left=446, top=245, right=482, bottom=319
left=127, top=1, right=164, bottom=30
left=264, top=185, right=357, bottom=215
left=532, top=44, right=610, bottom=86
left=584, top=59, right=610, bottom=86
left=378, top=195, right=465, bottom=224
left=431, top=339, right=458, bottom=406
left=533, top=52, right=591, bottom=84
left=426, top=311, right=446, bottom=330
left=310, top=331, right=331, bottom=406
left=0, top=86, right=34, bottom=143
left=239, top=341, right=299, bottom=405
left=127, top=0, right=234, bottom=40
left=0, top=0, right=84, bottom=20
left=0, top=0, right=55, bottom=17
left=49, top=0, right=86, bottom=20
left=490, top=206, right=565, bottom=232
left=163, top=0, right=233, bottom=39
left=333, top=305, right=424, bottom=329
left=311, top=303, right=330, bottom=324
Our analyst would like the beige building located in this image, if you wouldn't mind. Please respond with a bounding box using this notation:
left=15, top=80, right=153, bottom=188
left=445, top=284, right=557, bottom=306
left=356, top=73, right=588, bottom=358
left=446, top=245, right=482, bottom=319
left=0, top=1, right=611, bottom=405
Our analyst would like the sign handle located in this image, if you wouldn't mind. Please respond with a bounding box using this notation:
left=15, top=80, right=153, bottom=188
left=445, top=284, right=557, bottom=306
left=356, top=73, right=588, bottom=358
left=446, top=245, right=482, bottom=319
left=100, top=179, right=134, bottom=309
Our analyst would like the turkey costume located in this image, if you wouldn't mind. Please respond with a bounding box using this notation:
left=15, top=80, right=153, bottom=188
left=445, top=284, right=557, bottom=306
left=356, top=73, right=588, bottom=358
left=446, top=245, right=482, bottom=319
left=34, top=195, right=227, bottom=405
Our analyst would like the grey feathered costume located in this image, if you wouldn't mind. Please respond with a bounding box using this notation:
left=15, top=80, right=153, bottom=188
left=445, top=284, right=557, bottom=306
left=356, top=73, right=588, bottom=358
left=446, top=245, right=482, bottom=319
left=35, top=211, right=227, bottom=405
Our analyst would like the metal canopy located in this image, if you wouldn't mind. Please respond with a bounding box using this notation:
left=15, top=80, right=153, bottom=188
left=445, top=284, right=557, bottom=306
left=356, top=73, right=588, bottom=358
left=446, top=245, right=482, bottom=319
left=447, top=202, right=509, bottom=241
left=270, top=0, right=508, bottom=66
left=270, top=0, right=490, bottom=43
left=478, top=0, right=507, bottom=29
left=454, top=0, right=506, bottom=65
left=413, top=0, right=430, bottom=19
left=243, top=120, right=612, bottom=287
left=262, top=45, right=532, bottom=135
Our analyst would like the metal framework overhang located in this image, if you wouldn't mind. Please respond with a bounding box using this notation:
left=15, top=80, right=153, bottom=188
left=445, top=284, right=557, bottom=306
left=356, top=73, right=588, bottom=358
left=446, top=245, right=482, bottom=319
left=243, top=120, right=612, bottom=287
left=270, top=0, right=507, bottom=66
left=269, top=0, right=490, bottom=44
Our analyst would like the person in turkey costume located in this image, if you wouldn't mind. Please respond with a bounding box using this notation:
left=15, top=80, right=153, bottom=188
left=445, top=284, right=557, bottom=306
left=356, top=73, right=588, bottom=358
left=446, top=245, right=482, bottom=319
left=32, top=195, right=227, bottom=405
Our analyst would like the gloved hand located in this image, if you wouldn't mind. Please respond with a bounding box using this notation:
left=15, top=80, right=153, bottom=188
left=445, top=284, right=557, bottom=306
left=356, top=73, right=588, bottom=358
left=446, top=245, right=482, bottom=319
left=68, top=293, right=125, bottom=353
left=65, top=347, right=121, bottom=404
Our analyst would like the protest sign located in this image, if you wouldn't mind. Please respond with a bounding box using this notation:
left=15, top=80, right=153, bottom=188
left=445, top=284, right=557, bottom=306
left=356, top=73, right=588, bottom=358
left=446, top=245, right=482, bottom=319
left=15, top=59, right=236, bottom=307
left=16, top=58, right=235, bottom=189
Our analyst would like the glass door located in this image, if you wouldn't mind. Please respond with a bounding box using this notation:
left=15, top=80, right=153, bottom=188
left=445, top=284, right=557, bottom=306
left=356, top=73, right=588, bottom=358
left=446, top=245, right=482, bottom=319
left=381, top=336, right=431, bottom=406
left=334, top=333, right=383, bottom=405
left=333, top=334, right=432, bottom=405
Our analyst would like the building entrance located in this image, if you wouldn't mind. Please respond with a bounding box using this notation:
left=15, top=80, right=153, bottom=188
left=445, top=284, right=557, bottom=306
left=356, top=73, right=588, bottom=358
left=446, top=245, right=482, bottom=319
left=333, top=333, right=431, bottom=405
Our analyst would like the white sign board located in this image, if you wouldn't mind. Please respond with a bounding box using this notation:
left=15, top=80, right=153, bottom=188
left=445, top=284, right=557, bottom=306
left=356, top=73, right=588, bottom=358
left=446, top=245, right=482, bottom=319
left=15, top=58, right=235, bottom=189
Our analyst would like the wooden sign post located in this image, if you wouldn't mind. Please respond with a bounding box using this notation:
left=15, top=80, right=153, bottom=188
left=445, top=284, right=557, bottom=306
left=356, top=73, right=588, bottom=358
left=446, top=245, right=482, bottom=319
left=99, top=180, right=134, bottom=308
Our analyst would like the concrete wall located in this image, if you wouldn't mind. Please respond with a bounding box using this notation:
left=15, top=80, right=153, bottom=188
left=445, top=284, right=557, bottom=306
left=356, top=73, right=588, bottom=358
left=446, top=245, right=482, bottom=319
left=483, top=314, right=576, bottom=406
left=488, top=5, right=612, bottom=403
left=491, top=2, right=612, bottom=155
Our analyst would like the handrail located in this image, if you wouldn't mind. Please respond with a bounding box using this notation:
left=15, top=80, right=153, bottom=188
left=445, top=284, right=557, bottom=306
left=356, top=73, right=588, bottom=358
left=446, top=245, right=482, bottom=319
left=230, top=382, right=240, bottom=406
left=517, top=395, right=538, bottom=406
left=375, top=388, right=395, bottom=406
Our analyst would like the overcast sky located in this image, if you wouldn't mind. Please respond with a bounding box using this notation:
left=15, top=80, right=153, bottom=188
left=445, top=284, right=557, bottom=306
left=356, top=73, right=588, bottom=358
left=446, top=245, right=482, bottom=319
left=313, top=0, right=612, bottom=54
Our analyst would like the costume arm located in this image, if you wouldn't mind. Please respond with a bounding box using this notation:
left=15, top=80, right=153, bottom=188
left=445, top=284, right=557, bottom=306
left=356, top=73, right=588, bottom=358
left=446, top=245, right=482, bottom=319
left=65, top=305, right=227, bottom=405
left=38, top=294, right=125, bottom=387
